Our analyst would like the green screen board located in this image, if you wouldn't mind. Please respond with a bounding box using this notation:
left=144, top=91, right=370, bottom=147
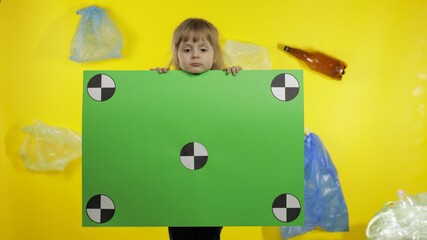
left=82, top=70, right=304, bottom=226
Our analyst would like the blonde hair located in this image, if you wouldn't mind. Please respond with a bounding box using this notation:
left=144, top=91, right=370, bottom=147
left=169, top=18, right=225, bottom=70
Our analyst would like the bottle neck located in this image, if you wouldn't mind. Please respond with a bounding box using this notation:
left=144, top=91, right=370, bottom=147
left=285, top=46, right=309, bottom=61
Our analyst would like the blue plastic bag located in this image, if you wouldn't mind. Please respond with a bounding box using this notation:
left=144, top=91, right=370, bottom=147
left=280, top=132, right=349, bottom=239
left=69, top=6, right=124, bottom=63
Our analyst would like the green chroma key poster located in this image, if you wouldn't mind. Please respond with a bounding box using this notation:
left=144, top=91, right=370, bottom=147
left=82, top=70, right=304, bottom=227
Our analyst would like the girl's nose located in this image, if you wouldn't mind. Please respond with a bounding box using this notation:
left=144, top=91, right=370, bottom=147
left=192, top=50, right=200, bottom=58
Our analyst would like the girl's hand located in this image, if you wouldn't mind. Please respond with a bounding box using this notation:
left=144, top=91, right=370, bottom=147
left=223, top=66, right=243, bottom=76
left=150, top=67, right=170, bottom=74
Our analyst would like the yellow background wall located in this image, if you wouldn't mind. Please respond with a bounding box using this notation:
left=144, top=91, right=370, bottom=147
left=1, top=0, right=426, bottom=239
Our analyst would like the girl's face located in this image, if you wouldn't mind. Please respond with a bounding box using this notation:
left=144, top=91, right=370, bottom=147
left=177, top=37, right=214, bottom=74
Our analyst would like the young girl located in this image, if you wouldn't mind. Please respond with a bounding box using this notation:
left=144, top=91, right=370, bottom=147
left=151, top=18, right=242, bottom=240
left=151, top=18, right=242, bottom=76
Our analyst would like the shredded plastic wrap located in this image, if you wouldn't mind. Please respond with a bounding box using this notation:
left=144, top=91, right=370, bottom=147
left=19, top=120, right=82, bottom=171
left=366, top=190, right=427, bottom=239
left=280, top=131, right=349, bottom=239
left=223, top=40, right=272, bottom=70
left=69, top=6, right=124, bottom=63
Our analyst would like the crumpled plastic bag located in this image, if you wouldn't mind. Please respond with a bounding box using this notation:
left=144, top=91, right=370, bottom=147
left=223, top=40, right=272, bottom=70
left=69, top=6, right=124, bottom=63
left=366, top=190, right=427, bottom=239
left=280, top=131, right=349, bottom=239
left=19, top=120, right=82, bottom=171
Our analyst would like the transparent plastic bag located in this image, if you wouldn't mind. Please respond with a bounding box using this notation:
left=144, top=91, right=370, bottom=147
left=19, top=120, right=82, bottom=171
left=366, top=190, right=427, bottom=239
left=280, top=131, right=349, bottom=239
left=69, top=6, right=124, bottom=63
left=223, top=40, right=272, bottom=70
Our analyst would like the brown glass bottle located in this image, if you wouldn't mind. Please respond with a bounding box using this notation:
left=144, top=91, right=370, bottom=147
left=280, top=44, right=347, bottom=80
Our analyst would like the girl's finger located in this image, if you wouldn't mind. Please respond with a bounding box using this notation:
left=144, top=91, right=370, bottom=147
left=227, top=68, right=231, bottom=74
left=232, top=66, right=237, bottom=76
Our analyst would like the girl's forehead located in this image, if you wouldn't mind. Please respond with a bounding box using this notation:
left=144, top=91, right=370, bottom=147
left=179, top=38, right=212, bottom=47
left=181, top=32, right=211, bottom=44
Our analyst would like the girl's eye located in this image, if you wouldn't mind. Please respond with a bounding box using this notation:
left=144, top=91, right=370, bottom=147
left=183, top=49, right=191, bottom=52
left=201, top=48, right=208, bottom=52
